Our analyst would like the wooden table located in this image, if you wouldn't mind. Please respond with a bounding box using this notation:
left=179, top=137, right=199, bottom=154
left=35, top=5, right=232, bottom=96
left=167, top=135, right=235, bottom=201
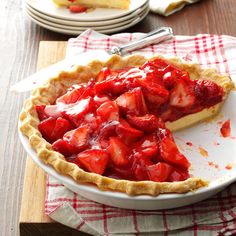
left=1, top=0, right=236, bottom=235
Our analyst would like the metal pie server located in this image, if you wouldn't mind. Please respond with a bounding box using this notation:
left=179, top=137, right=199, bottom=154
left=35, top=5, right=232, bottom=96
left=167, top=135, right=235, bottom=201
left=11, top=27, right=173, bottom=93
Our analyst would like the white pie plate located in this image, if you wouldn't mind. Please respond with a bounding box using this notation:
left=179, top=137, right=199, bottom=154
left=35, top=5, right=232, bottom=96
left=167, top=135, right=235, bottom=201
left=24, top=6, right=149, bottom=34
left=25, top=5, right=149, bottom=31
left=24, top=1, right=148, bottom=27
left=24, top=0, right=148, bottom=21
left=19, top=90, right=236, bottom=210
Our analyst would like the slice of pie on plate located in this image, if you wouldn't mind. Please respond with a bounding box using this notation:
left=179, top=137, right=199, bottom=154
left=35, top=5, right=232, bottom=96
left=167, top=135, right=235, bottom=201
left=19, top=54, right=234, bottom=196
left=52, top=0, right=130, bottom=9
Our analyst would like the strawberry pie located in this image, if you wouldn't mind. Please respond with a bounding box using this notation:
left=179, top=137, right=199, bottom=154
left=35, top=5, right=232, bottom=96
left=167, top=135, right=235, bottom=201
left=20, top=55, right=234, bottom=195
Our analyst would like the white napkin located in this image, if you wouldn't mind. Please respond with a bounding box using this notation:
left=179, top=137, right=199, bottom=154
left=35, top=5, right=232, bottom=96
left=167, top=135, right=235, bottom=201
left=150, top=0, right=201, bottom=16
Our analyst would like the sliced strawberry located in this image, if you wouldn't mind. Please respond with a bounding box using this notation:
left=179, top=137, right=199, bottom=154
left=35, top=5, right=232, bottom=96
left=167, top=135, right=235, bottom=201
left=44, top=104, right=63, bottom=118
left=116, top=118, right=143, bottom=144
left=159, top=137, right=190, bottom=169
left=96, top=101, right=119, bottom=122
left=116, top=87, right=147, bottom=115
left=168, top=168, right=190, bottom=182
left=35, top=105, right=48, bottom=121
left=56, top=84, right=87, bottom=104
left=38, top=117, right=56, bottom=142
left=83, top=113, right=102, bottom=131
left=220, top=120, right=231, bottom=138
left=95, top=77, right=127, bottom=96
left=107, top=137, right=129, bottom=167
left=98, top=121, right=119, bottom=148
left=132, top=134, right=159, bottom=159
left=143, top=58, right=169, bottom=70
left=162, top=71, right=177, bottom=89
left=96, top=67, right=115, bottom=82
left=69, top=5, right=87, bottom=13
left=127, top=114, right=164, bottom=132
left=131, top=155, right=153, bottom=181
left=194, top=80, right=224, bottom=107
left=63, top=126, right=90, bottom=151
left=134, top=88, right=148, bottom=115
left=156, top=127, right=174, bottom=141
left=147, top=162, right=173, bottom=182
left=51, top=117, right=73, bottom=139
left=75, top=149, right=109, bottom=175
left=140, top=62, right=163, bottom=84
left=170, top=79, right=195, bottom=108
left=93, top=95, right=110, bottom=107
left=116, top=90, right=135, bottom=113
left=62, top=97, right=94, bottom=126
left=52, top=139, right=79, bottom=157
left=118, top=67, right=146, bottom=82
left=38, top=117, right=72, bottom=143
left=137, top=80, right=169, bottom=105
left=106, top=165, right=134, bottom=180
left=95, top=67, right=140, bottom=96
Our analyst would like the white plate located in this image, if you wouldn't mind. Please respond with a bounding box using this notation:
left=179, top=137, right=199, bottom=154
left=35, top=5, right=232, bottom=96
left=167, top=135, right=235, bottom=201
left=25, top=0, right=148, bottom=21
left=18, top=48, right=236, bottom=209
left=24, top=2, right=148, bottom=27
left=25, top=5, right=149, bottom=30
left=24, top=6, right=149, bottom=34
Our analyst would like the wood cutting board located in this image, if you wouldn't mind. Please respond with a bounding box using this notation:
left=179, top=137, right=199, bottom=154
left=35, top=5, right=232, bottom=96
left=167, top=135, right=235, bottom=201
left=19, top=41, right=89, bottom=236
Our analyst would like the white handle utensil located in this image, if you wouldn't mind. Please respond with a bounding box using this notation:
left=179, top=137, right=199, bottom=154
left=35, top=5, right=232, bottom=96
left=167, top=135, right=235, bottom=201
left=11, top=27, right=173, bottom=93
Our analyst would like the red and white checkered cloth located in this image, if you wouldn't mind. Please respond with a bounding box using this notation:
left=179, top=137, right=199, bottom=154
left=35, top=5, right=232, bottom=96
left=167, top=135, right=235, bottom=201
left=45, top=29, right=236, bottom=236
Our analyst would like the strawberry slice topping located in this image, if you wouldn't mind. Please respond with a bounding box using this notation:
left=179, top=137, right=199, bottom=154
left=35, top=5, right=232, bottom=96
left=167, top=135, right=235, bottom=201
left=95, top=67, right=117, bottom=82
left=52, top=139, right=78, bottom=157
left=75, top=149, right=109, bottom=175
left=116, top=87, right=147, bottom=115
left=132, top=134, right=159, bottom=160
left=116, top=118, right=144, bottom=144
left=159, top=137, right=190, bottom=169
left=36, top=105, right=48, bottom=121
left=194, top=80, right=224, bottom=107
left=108, top=137, right=129, bottom=167
left=168, top=168, right=190, bottom=182
left=131, top=155, right=153, bottom=181
left=127, top=114, right=165, bottom=132
left=96, top=101, right=119, bottom=122
left=63, top=97, right=94, bottom=126
left=56, top=84, right=87, bottom=104
left=38, top=117, right=73, bottom=143
left=170, top=79, right=195, bottom=108
left=137, top=80, right=169, bottom=105
left=220, top=119, right=231, bottom=138
left=147, top=162, right=173, bottom=182
left=69, top=5, right=87, bottom=13
left=36, top=58, right=225, bottom=183
left=63, top=126, right=90, bottom=151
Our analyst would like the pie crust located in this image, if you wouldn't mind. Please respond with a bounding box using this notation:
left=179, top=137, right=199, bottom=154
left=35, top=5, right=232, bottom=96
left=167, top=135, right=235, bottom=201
left=19, top=54, right=234, bottom=196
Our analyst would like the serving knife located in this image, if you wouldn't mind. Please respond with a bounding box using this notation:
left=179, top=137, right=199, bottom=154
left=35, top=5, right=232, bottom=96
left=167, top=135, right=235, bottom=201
left=11, top=27, right=173, bottom=93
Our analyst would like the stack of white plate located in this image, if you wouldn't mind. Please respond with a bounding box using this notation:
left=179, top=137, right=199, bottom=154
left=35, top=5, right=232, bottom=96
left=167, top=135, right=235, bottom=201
left=23, top=0, right=150, bottom=35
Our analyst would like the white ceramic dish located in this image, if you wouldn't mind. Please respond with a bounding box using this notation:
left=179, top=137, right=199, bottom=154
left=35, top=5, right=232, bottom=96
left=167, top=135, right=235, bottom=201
left=19, top=67, right=236, bottom=210
left=24, top=6, right=149, bottom=34
left=25, top=0, right=148, bottom=21
left=24, top=2, right=148, bottom=27
left=25, top=5, right=148, bottom=31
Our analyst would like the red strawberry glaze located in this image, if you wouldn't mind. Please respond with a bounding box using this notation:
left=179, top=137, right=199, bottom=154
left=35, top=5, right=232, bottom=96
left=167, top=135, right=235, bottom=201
left=36, top=58, right=224, bottom=182
left=220, top=120, right=231, bottom=138
left=68, top=5, right=87, bottom=13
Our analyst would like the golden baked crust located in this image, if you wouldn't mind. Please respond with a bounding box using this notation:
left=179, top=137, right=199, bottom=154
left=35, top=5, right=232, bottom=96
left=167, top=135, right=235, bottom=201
left=19, top=54, right=234, bottom=196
